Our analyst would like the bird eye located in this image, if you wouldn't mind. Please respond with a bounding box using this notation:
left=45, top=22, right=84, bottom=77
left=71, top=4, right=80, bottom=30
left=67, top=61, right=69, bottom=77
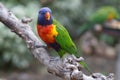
left=39, top=11, right=44, bottom=14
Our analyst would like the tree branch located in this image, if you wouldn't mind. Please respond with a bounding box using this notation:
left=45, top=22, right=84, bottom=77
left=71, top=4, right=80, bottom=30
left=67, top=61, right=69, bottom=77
left=0, top=3, right=114, bottom=80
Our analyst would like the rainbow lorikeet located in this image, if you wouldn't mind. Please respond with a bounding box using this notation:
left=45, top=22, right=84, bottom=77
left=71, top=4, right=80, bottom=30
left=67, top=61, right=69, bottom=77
left=37, top=7, right=91, bottom=72
left=79, top=6, right=119, bottom=35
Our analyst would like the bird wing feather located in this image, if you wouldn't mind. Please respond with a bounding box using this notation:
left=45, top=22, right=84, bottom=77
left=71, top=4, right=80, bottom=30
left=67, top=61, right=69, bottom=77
left=53, top=19, right=77, bottom=55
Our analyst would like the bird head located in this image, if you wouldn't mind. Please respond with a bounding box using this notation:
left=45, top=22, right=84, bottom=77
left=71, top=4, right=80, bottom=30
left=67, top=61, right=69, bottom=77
left=38, top=7, right=53, bottom=25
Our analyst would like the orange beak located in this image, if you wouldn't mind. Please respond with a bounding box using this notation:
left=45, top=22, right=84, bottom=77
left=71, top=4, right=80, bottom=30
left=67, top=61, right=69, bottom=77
left=45, top=12, right=50, bottom=20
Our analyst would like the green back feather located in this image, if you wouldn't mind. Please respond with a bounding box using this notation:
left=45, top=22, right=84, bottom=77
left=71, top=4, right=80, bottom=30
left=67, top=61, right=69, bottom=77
left=53, top=19, right=78, bottom=57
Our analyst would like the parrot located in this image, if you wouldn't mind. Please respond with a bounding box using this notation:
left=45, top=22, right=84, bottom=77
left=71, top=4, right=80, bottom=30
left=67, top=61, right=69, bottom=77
left=36, top=7, right=91, bottom=73
left=79, top=6, right=120, bottom=35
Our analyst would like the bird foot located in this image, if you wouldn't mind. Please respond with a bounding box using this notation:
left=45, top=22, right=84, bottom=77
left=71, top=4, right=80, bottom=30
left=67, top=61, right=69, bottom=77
left=33, top=41, right=47, bottom=49
left=35, top=44, right=47, bottom=48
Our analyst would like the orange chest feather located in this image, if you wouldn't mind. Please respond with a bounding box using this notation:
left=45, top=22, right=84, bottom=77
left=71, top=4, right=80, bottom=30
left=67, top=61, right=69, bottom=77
left=37, top=24, right=58, bottom=44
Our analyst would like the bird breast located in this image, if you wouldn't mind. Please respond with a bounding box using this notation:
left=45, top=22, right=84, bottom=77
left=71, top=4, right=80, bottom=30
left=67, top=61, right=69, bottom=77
left=37, top=24, right=58, bottom=44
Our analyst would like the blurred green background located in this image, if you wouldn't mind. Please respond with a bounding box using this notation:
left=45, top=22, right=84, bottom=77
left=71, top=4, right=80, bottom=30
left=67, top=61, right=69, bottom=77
left=0, top=0, right=120, bottom=80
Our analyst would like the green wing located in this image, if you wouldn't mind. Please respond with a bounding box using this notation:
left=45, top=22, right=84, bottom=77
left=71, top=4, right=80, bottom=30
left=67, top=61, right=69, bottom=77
left=53, top=19, right=78, bottom=57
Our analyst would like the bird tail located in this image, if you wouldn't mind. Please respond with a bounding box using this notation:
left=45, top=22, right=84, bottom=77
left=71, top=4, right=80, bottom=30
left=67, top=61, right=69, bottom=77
left=74, top=51, right=92, bottom=74
left=79, top=61, right=92, bottom=74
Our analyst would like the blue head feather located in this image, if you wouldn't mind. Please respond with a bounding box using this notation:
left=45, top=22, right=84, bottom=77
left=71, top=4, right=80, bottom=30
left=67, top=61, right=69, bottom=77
left=37, top=7, right=53, bottom=25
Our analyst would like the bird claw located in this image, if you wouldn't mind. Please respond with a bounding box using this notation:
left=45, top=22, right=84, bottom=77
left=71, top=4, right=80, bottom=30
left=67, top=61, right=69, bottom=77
left=33, top=41, right=47, bottom=49
left=35, top=45, right=47, bottom=48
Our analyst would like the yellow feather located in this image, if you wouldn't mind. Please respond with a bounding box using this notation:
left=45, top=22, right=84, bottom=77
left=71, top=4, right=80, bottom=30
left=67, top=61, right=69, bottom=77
left=52, top=24, right=58, bottom=37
